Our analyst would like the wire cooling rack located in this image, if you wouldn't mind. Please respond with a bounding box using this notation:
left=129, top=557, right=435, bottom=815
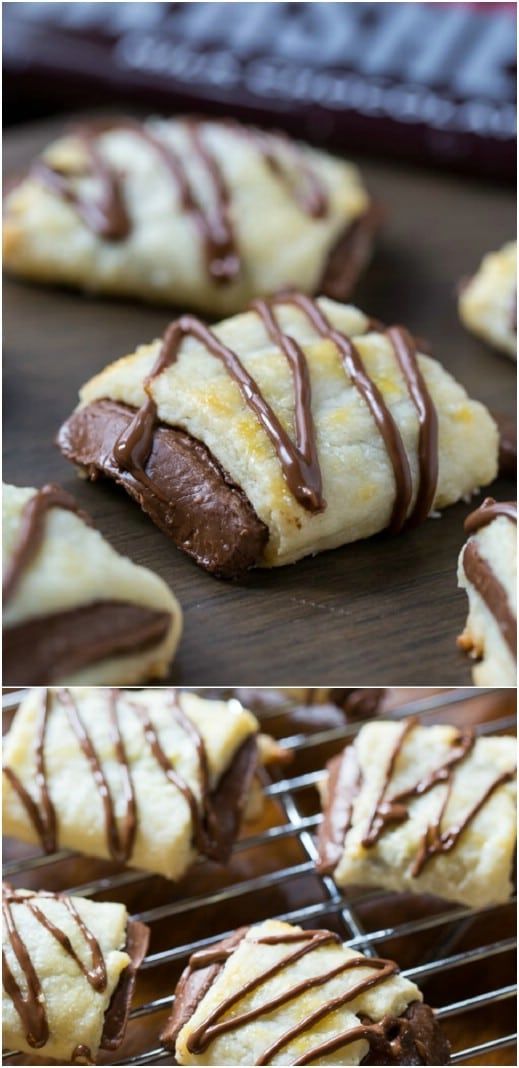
left=2, top=687, right=517, bottom=1067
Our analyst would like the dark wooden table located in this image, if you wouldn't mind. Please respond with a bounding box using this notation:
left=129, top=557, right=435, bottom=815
left=3, top=117, right=516, bottom=685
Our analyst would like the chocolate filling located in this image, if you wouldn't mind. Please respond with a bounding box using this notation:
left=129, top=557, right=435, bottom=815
left=161, top=928, right=450, bottom=1065
left=320, top=204, right=381, bottom=302
left=463, top=540, right=516, bottom=655
left=3, top=600, right=172, bottom=685
left=100, top=918, right=150, bottom=1051
left=57, top=399, right=268, bottom=579
left=203, top=735, right=259, bottom=862
left=360, top=1003, right=450, bottom=1066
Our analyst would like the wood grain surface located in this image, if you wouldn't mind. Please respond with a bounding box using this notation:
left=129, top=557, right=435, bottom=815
left=3, top=116, right=516, bottom=686
left=2, top=686, right=516, bottom=1066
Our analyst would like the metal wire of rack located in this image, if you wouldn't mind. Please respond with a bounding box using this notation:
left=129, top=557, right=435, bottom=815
left=2, top=687, right=517, bottom=1067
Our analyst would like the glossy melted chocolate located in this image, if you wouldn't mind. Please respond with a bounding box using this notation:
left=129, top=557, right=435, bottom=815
left=162, top=924, right=450, bottom=1065
left=2, top=689, right=258, bottom=865
left=3, top=483, right=91, bottom=605
left=318, top=718, right=515, bottom=877
left=2, top=885, right=149, bottom=1063
left=462, top=497, right=517, bottom=656
left=105, top=295, right=438, bottom=539
left=2, top=886, right=107, bottom=1050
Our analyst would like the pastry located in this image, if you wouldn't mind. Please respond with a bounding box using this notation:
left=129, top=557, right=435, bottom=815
left=317, top=717, right=516, bottom=909
left=2, top=884, right=149, bottom=1064
left=57, top=295, right=498, bottom=577
left=285, top=689, right=385, bottom=717
left=457, top=497, right=516, bottom=685
left=3, top=482, right=182, bottom=685
left=2, top=687, right=266, bottom=881
left=162, top=918, right=451, bottom=1065
left=459, top=241, right=516, bottom=358
left=3, top=116, right=377, bottom=316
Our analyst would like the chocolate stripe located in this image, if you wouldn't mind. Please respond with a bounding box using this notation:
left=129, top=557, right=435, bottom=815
left=251, top=298, right=325, bottom=511
left=464, top=496, right=517, bottom=535
left=273, top=294, right=414, bottom=532
left=463, top=539, right=516, bottom=655
left=57, top=688, right=131, bottom=864
left=32, top=135, right=130, bottom=241
left=2, top=886, right=108, bottom=1050
left=320, top=718, right=514, bottom=878
left=3, top=689, right=257, bottom=867
left=181, top=926, right=400, bottom=1064
left=386, top=325, right=439, bottom=525
left=3, top=484, right=91, bottom=605
left=31, top=118, right=330, bottom=282
left=2, top=689, right=56, bottom=851
left=114, top=313, right=327, bottom=514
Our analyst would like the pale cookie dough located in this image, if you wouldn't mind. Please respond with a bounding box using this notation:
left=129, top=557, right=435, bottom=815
left=2, top=885, right=148, bottom=1063
left=459, top=241, right=517, bottom=358
left=3, top=117, right=375, bottom=316
left=58, top=296, right=498, bottom=576
left=2, top=481, right=182, bottom=685
left=457, top=499, right=516, bottom=686
left=163, top=919, right=451, bottom=1065
left=2, top=687, right=264, bottom=882
left=317, top=719, right=516, bottom=909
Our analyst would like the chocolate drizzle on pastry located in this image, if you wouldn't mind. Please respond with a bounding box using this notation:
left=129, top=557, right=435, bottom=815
left=184, top=928, right=398, bottom=1063
left=462, top=497, right=517, bottom=656
left=2, top=885, right=149, bottom=1061
left=110, top=296, right=438, bottom=532
left=318, top=718, right=515, bottom=877
left=464, top=496, right=517, bottom=535
left=163, top=924, right=450, bottom=1065
left=113, top=311, right=327, bottom=514
left=385, top=325, right=439, bottom=526
left=2, top=885, right=107, bottom=1048
left=250, top=298, right=325, bottom=510
left=2, top=689, right=258, bottom=865
left=462, top=541, right=516, bottom=655
left=2, top=689, right=56, bottom=851
left=3, top=483, right=91, bottom=605
left=31, top=118, right=330, bottom=281
left=32, top=138, right=130, bottom=241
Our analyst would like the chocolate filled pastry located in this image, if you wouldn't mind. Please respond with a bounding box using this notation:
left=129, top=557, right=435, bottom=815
left=2, top=687, right=274, bottom=882
left=3, top=482, right=182, bottom=685
left=2, top=884, right=149, bottom=1064
left=285, top=689, right=385, bottom=717
left=2, top=116, right=377, bottom=316
left=457, top=498, right=516, bottom=685
left=317, top=717, right=516, bottom=909
left=459, top=241, right=517, bottom=359
left=161, top=918, right=451, bottom=1065
left=57, top=295, right=498, bottom=578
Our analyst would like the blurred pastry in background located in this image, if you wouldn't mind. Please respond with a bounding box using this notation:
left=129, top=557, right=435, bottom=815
left=3, top=482, right=182, bottom=685
left=457, top=498, right=516, bottom=686
left=3, top=116, right=378, bottom=316
left=459, top=241, right=517, bottom=359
